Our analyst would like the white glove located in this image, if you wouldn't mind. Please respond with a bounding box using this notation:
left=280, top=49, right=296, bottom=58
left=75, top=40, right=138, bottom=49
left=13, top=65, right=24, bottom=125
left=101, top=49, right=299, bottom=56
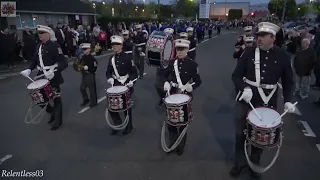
left=185, top=84, right=193, bottom=92
left=164, top=81, right=171, bottom=91
left=241, top=44, right=246, bottom=49
left=20, top=69, right=31, bottom=77
left=127, top=81, right=134, bottom=87
left=107, top=78, right=114, bottom=85
left=284, top=102, right=295, bottom=113
left=83, top=65, right=88, bottom=70
left=239, top=87, right=253, bottom=103
left=44, top=69, right=55, bottom=80
left=140, top=52, right=145, bottom=56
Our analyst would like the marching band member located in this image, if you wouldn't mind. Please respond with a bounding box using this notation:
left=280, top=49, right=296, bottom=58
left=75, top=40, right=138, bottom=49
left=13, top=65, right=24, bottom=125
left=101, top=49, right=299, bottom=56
left=164, top=28, right=174, bottom=36
left=106, top=35, right=138, bottom=135
left=79, top=43, right=98, bottom=108
left=233, top=36, right=254, bottom=60
left=243, top=26, right=253, bottom=39
left=20, top=25, right=67, bottom=131
left=231, top=22, right=295, bottom=179
left=122, top=30, right=134, bottom=55
left=162, top=39, right=202, bottom=155
left=187, top=27, right=197, bottom=60
left=133, top=24, right=147, bottom=79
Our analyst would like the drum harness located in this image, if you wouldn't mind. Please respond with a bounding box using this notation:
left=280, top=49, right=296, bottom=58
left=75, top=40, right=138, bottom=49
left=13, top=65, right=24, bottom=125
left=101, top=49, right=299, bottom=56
left=242, top=47, right=283, bottom=173
left=161, top=59, right=192, bottom=152
left=104, top=56, right=131, bottom=130
left=24, top=45, right=60, bottom=125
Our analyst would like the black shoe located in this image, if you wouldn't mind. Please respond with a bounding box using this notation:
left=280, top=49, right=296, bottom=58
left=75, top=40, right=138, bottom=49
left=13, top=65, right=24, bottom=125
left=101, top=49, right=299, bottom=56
left=122, top=126, right=132, bottom=135
left=89, top=103, right=97, bottom=108
left=249, top=169, right=261, bottom=179
left=48, top=115, right=55, bottom=123
left=110, top=129, right=118, bottom=135
left=50, top=124, right=61, bottom=131
left=176, top=147, right=184, bottom=156
left=80, top=100, right=89, bottom=107
left=229, top=164, right=248, bottom=177
left=139, top=75, right=143, bottom=79
left=313, top=100, right=320, bottom=106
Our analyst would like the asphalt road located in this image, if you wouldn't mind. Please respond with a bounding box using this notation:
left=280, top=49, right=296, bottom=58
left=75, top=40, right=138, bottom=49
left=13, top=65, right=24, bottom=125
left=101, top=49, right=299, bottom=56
left=1, top=31, right=320, bottom=180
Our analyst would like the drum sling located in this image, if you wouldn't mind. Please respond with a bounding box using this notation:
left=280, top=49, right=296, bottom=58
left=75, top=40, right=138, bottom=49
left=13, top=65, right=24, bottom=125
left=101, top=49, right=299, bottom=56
left=105, top=109, right=130, bottom=130
left=111, top=56, right=129, bottom=84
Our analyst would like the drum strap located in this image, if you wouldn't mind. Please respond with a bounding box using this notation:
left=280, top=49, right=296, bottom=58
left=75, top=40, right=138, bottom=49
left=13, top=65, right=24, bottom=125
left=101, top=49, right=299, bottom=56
left=37, top=45, right=58, bottom=72
left=174, top=60, right=183, bottom=87
left=111, top=56, right=128, bottom=84
left=189, top=48, right=196, bottom=52
left=247, top=48, right=278, bottom=105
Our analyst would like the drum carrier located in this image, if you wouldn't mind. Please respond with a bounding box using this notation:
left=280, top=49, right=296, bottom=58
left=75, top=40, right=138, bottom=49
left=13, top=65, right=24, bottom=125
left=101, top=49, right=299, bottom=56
left=146, top=31, right=175, bottom=68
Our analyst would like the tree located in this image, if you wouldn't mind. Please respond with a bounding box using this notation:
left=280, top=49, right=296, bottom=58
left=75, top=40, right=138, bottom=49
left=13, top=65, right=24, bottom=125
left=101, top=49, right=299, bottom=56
left=228, top=9, right=243, bottom=20
left=176, top=0, right=196, bottom=17
left=146, top=1, right=157, bottom=16
left=268, top=0, right=297, bottom=19
left=297, top=3, right=311, bottom=18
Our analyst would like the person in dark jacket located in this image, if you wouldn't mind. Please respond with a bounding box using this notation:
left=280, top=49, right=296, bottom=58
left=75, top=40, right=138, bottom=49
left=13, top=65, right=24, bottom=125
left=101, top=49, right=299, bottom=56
left=293, top=38, right=318, bottom=99
left=23, top=27, right=37, bottom=62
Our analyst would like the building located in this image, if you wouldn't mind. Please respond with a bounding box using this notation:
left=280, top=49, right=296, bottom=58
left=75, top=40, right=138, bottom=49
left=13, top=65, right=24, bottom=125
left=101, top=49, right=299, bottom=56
left=2, top=0, right=96, bottom=32
left=209, top=2, right=250, bottom=19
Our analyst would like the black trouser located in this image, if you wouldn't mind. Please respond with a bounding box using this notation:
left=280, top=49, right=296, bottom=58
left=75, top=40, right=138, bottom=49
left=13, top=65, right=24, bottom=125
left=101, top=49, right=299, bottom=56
left=234, top=102, right=263, bottom=166
left=134, top=47, right=145, bottom=77
left=167, top=124, right=187, bottom=151
left=314, top=63, right=320, bottom=86
left=197, top=33, right=202, bottom=43
left=217, top=27, right=221, bottom=35
left=208, top=30, right=212, bottom=38
left=80, top=73, right=97, bottom=105
left=155, top=68, right=166, bottom=100
left=41, top=85, right=62, bottom=128
left=109, top=80, right=134, bottom=131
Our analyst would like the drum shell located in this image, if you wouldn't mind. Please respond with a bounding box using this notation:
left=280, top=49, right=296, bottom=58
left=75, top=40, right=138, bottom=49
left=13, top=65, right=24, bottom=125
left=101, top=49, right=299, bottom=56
left=146, top=31, right=174, bottom=68
left=164, top=94, right=193, bottom=126
left=28, top=81, right=55, bottom=105
left=245, top=118, right=283, bottom=149
left=106, top=87, right=131, bottom=112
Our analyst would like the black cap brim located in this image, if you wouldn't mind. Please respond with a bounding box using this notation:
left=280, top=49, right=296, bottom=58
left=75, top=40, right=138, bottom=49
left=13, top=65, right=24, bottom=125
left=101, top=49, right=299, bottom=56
left=255, top=31, right=273, bottom=36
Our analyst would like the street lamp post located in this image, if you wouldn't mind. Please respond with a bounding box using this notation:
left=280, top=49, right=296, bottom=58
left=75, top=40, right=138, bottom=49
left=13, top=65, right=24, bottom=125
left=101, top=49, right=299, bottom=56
left=281, top=0, right=287, bottom=22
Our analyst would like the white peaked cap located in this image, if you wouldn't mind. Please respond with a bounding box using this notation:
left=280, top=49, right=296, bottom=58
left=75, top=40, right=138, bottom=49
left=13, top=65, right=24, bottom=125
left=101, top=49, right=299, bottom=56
left=80, top=43, right=91, bottom=49
left=135, top=24, right=142, bottom=29
left=175, top=39, right=190, bottom=48
left=36, top=25, right=52, bottom=34
left=164, top=28, right=174, bottom=34
left=244, top=36, right=254, bottom=42
left=186, top=27, right=194, bottom=32
left=179, top=32, right=188, bottom=37
left=244, top=26, right=252, bottom=31
left=256, top=22, right=280, bottom=36
left=111, top=35, right=124, bottom=44
left=122, top=30, right=129, bottom=35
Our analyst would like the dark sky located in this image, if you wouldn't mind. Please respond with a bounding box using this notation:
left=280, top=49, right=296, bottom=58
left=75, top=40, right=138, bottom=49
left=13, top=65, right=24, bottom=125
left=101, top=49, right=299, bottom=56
left=96, top=0, right=305, bottom=5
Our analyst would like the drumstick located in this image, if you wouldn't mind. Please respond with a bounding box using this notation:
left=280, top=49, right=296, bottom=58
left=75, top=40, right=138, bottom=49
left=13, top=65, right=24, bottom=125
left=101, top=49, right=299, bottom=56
left=248, top=101, right=262, bottom=121
left=25, top=76, right=35, bottom=82
left=275, top=102, right=298, bottom=122
left=34, top=69, right=57, bottom=80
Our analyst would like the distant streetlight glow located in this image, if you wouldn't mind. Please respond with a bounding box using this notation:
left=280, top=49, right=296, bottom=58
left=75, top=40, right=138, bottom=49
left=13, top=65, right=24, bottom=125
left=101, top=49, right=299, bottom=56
left=102, top=2, right=105, bottom=5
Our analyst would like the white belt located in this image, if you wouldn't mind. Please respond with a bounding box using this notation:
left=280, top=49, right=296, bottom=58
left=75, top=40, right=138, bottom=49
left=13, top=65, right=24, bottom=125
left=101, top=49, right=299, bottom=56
left=37, top=63, right=58, bottom=71
left=189, top=48, right=195, bottom=52
left=243, top=78, right=277, bottom=89
left=113, top=74, right=129, bottom=84
left=125, top=51, right=133, bottom=54
left=135, top=43, right=146, bottom=46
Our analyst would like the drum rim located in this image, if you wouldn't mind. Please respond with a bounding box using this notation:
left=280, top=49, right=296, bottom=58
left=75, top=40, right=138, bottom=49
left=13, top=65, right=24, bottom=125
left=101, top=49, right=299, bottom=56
left=106, top=85, right=129, bottom=94
left=164, top=93, right=192, bottom=105
left=27, top=79, right=50, bottom=90
left=246, top=119, right=283, bottom=130
left=246, top=106, right=282, bottom=129
left=166, top=117, right=193, bottom=126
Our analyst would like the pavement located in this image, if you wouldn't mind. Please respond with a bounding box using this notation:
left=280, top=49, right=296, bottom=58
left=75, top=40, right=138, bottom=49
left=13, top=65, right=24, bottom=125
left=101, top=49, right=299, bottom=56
left=1, top=31, right=320, bottom=180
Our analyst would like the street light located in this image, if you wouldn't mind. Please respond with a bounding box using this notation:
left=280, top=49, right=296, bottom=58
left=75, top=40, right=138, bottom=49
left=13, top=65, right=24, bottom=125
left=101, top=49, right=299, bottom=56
left=102, top=2, right=105, bottom=5
left=298, top=7, right=300, bottom=10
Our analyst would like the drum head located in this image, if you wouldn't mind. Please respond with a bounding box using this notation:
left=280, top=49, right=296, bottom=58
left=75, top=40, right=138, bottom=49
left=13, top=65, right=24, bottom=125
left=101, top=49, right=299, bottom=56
left=27, top=79, right=49, bottom=90
left=164, top=94, right=190, bottom=104
left=163, top=40, right=173, bottom=61
left=247, top=107, right=281, bottom=128
left=107, top=86, right=128, bottom=94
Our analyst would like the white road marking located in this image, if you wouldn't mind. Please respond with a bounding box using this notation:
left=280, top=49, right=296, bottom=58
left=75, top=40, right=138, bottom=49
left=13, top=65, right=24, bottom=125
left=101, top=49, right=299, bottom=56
left=78, top=72, right=147, bottom=114
left=299, top=121, right=316, bottom=137
left=0, top=76, right=6, bottom=80
left=0, top=154, right=12, bottom=164
left=316, top=144, right=320, bottom=152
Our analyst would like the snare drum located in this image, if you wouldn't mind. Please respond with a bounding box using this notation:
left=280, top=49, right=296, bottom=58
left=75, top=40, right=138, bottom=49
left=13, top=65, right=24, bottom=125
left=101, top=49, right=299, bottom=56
left=27, top=79, right=55, bottom=105
left=164, top=94, right=193, bottom=126
left=106, top=86, right=131, bottom=112
left=146, top=31, right=174, bottom=68
left=245, top=107, right=283, bottom=149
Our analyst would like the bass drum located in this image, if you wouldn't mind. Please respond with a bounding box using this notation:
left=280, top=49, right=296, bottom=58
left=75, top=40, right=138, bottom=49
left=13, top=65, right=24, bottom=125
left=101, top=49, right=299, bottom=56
left=146, top=31, right=175, bottom=68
